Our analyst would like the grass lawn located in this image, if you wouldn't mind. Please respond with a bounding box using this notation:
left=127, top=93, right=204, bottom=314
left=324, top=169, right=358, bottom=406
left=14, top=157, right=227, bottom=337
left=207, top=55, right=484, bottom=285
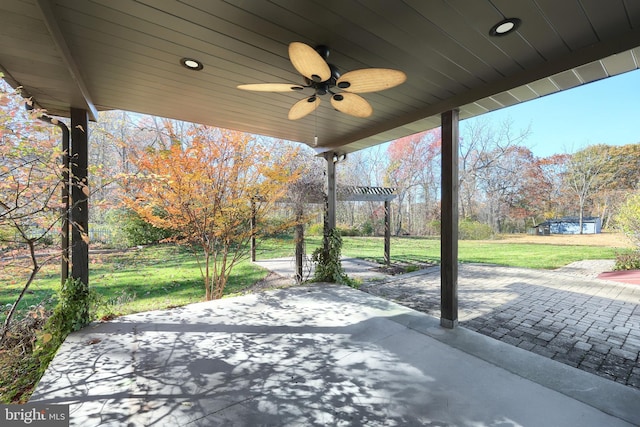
left=255, top=234, right=625, bottom=270
left=1, top=233, right=630, bottom=323
left=343, top=237, right=621, bottom=270
left=0, top=245, right=269, bottom=323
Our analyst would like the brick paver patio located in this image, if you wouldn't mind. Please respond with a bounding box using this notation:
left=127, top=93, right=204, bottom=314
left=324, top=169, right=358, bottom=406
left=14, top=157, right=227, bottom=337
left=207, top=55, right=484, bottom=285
left=361, top=264, right=640, bottom=390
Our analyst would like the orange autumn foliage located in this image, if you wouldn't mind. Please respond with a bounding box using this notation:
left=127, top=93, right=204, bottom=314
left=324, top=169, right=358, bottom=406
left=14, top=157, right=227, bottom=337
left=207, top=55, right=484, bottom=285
left=1, top=79, right=69, bottom=337
left=124, top=126, right=299, bottom=300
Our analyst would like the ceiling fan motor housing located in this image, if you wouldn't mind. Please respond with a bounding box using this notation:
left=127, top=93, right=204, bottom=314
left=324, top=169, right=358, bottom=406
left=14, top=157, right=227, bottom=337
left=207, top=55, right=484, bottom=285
left=314, top=45, right=330, bottom=59
left=305, top=62, right=341, bottom=95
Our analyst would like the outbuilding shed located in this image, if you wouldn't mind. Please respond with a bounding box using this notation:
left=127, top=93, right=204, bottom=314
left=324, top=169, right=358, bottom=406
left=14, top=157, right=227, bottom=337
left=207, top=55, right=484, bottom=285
left=536, top=217, right=602, bottom=235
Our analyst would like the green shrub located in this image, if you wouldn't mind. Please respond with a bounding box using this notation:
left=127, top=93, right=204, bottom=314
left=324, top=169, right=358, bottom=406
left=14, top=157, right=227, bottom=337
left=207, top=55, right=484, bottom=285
left=307, top=223, right=324, bottom=236
left=616, top=193, right=640, bottom=247
left=458, top=220, right=494, bottom=240
left=614, top=250, right=640, bottom=271
left=110, top=209, right=173, bottom=247
left=40, top=278, right=92, bottom=348
left=424, top=220, right=441, bottom=236
left=35, top=278, right=95, bottom=377
left=360, top=220, right=374, bottom=236
left=336, top=225, right=361, bottom=236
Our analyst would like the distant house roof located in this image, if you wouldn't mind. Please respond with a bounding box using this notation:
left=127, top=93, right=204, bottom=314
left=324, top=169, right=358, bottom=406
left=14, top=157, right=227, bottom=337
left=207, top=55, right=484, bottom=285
left=536, top=217, right=601, bottom=227
left=548, top=217, right=600, bottom=223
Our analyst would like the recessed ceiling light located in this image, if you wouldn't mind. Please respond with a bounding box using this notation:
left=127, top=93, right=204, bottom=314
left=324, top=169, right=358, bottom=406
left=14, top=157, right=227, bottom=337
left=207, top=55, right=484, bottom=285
left=180, top=58, right=203, bottom=70
left=489, top=18, right=521, bottom=36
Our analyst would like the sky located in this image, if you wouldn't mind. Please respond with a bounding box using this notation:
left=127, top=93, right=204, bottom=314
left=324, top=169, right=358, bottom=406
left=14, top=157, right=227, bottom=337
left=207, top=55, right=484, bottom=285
left=461, top=68, right=640, bottom=158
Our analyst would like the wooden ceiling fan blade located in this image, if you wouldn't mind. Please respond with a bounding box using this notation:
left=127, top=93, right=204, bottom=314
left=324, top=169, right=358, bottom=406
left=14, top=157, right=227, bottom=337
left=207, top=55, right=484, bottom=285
left=289, top=42, right=331, bottom=83
left=237, top=83, right=304, bottom=92
left=337, top=68, right=407, bottom=93
left=288, top=96, right=321, bottom=120
left=330, top=93, right=372, bottom=118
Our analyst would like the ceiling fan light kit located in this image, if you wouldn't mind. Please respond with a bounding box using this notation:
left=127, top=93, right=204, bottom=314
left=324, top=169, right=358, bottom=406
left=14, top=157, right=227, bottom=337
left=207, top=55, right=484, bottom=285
left=238, top=42, right=406, bottom=121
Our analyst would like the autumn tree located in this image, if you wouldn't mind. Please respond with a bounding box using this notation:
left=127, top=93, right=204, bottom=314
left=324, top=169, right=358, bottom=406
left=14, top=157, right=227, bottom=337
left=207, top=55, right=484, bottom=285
left=459, top=118, right=531, bottom=221
left=124, top=125, right=299, bottom=300
left=564, top=144, right=612, bottom=233
left=509, top=151, right=555, bottom=228
left=596, top=144, right=640, bottom=190
left=476, top=145, right=542, bottom=232
left=89, top=111, right=146, bottom=211
left=385, top=129, right=441, bottom=235
left=412, top=130, right=441, bottom=233
left=537, top=154, right=570, bottom=220
left=0, top=80, right=66, bottom=337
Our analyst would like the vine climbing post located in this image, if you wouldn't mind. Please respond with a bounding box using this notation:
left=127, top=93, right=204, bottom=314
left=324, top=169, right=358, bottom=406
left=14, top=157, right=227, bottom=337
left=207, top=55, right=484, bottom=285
left=294, top=205, right=304, bottom=284
left=323, top=151, right=337, bottom=249
left=250, top=197, right=256, bottom=262
left=384, top=199, right=391, bottom=266
left=312, top=151, right=354, bottom=286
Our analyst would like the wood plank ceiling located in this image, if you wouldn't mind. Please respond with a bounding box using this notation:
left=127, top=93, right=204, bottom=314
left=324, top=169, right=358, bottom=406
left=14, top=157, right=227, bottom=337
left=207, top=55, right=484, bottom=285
left=1, top=0, right=639, bottom=153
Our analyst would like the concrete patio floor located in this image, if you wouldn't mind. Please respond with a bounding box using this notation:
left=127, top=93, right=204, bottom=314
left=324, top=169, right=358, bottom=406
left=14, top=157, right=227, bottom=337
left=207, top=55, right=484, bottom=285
left=31, top=283, right=640, bottom=426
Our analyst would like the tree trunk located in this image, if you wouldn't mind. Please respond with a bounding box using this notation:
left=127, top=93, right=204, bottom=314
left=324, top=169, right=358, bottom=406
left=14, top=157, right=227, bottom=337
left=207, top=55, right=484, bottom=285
left=579, top=210, right=584, bottom=234
left=579, top=196, right=585, bottom=234
left=1, top=240, right=39, bottom=342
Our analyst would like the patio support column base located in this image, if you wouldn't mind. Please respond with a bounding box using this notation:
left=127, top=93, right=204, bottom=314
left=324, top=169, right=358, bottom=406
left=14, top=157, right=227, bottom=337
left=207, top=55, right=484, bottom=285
left=440, top=318, right=458, bottom=329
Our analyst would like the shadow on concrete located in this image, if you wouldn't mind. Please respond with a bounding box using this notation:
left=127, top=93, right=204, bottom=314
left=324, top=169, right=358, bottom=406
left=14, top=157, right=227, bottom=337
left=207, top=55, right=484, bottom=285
left=31, top=284, right=639, bottom=426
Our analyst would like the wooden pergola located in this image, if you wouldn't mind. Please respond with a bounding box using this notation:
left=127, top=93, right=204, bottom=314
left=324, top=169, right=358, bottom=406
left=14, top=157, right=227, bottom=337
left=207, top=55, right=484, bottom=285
left=252, top=184, right=396, bottom=283
left=337, top=186, right=397, bottom=265
left=2, top=1, right=640, bottom=329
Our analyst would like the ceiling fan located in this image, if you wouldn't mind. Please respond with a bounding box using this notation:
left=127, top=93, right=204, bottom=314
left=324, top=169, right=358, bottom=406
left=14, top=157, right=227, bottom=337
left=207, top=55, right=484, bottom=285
left=237, top=42, right=406, bottom=120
